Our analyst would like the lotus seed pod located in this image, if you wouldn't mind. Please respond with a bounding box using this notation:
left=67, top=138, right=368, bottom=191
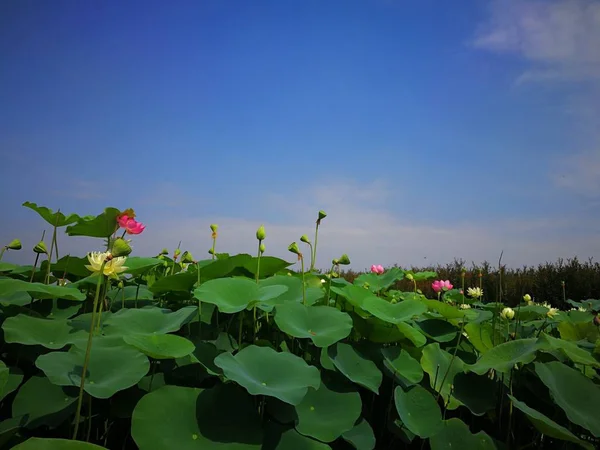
left=111, top=237, right=132, bottom=257
left=33, top=241, right=48, bottom=254
left=173, top=248, right=181, bottom=259
left=338, top=254, right=350, bottom=265
left=181, top=251, right=194, bottom=264
left=7, top=239, right=22, bottom=250
left=318, top=210, right=327, bottom=221
left=300, top=234, right=310, bottom=244
left=160, top=248, right=169, bottom=255
left=210, top=224, right=218, bottom=233
left=288, top=242, right=300, bottom=255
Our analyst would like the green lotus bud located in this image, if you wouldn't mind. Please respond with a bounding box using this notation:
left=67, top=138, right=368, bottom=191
left=181, top=251, right=194, bottom=264
left=7, top=239, right=22, bottom=250
left=173, top=248, right=181, bottom=259
left=160, top=248, right=169, bottom=255
left=210, top=224, right=218, bottom=233
left=111, top=237, right=132, bottom=257
left=118, top=281, right=124, bottom=289
left=318, top=210, right=327, bottom=221
left=259, top=243, right=266, bottom=254
left=288, top=242, right=301, bottom=255
left=523, top=294, right=531, bottom=302
left=300, top=234, right=310, bottom=244
left=33, top=241, right=48, bottom=254
left=406, top=273, right=414, bottom=281
left=256, top=225, right=266, bottom=241
left=338, top=254, right=350, bottom=265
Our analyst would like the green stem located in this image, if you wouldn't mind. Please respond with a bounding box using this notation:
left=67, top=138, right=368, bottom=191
left=253, top=242, right=262, bottom=340
left=301, top=256, right=306, bottom=306
left=325, top=264, right=335, bottom=306
left=197, top=262, right=202, bottom=338
left=435, top=319, right=465, bottom=403
left=311, top=222, right=320, bottom=271
left=211, top=238, right=216, bottom=260
left=0, top=247, right=6, bottom=261
left=72, top=261, right=106, bottom=440
left=238, top=311, right=244, bottom=349
left=44, top=212, right=61, bottom=284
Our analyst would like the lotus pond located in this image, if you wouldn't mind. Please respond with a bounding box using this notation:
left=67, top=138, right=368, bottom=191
left=0, top=203, right=599, bottom=449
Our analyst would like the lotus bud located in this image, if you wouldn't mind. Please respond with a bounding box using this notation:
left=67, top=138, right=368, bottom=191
left=173, top=248, right=181, bottom=260
left=256, top=225, right=266, bottom=241
left=523, top=294, right=531, bottom=302
left=338, top=254, right=350, bottom=265
left=406, top=273, right=414, bottom=281
left=118, top=281, right=124, bottom=289
left=500, top=307, right=515, bottom=320
left=593, top=315, right=600, bottom=327
left=300, top=234, right=310, bottom=244
left=111, top=237, right=132, bottom=257
left=7, top=239, right=22, bottom=250
left=288, top=242, right=301, bottom=256
left=259, top=243, right=266, bottom=254
left=181, top=251, right=194, bottom=264
left=33, top=241, right=48, bottom=254
left=317, top=210, right=327, bottom=224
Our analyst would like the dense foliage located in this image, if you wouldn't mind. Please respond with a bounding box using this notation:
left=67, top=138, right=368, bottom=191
left=0, top=202, right=599, bottom=450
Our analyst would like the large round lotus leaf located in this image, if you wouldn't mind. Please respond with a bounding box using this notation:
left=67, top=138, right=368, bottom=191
left=294, top=379, right=362, bottom=442
left=150, top=272, right=198, bottom=294
left=537, top=333, right=600, bottom=368
left=535, top=361, right=600, bottom=437
left=381, top=347, right=423, bottom=386
left=194, top=278, right=288, bottom=314
left=35, top=337, right=150, bottom=399
left=263, top=424, right=331, bottom=450
left=102, top=306, right=197, bottom=336
left=341, top=419, right=375, bottom=450
left=415, top=319, right=457, bottom=343
left=123, top=257, right=163, bottom=275
left=214, top=345, right=320, bottom=405
left=0, top=366, right=23, bottom=402
left=107, top=285, right=154, bottom=304
left=274, top=303, right=352, bottom=347
left=243, top=256, right=294, bottom=278
left=123, top=333, right=195, bottom=359
left=420, top=343, right=464, bottom=410
left=429, top=418, right=496, bottom=450
left=396, top=322, right=427, bottom=347
left=193, top=342, right=224, bottom=375
left=131, top=384, right=262, bottom=449
left=464, top=322, right=504, bottom=354
left=12, top=375, right=77, bottom=428
left=0, top=279, right=85, bottom=301
left=329, top=285, right=372, bottom=312
left=353, top=268, right=405, bottom=293
left=451, top=372, right=497, bottom=416
left=327, top=343, right=382, bottom=394
left=469, top=338, right=539, bottom=375
left=2, top=314, right=88, bottom=349
left=257, top=276, right=319, bottom=311
left=508, top=395, right=594, bottom=450
left=394, top=385, right=442, bottom=438
left=420, top=299, right=466, bottom=319
left=361, top=297, right=426, bottom=324
left=11, top=438, right=108, bottom=449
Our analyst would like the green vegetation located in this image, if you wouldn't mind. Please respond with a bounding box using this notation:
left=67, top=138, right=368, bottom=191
left=0, top=202, right=599, bottom=449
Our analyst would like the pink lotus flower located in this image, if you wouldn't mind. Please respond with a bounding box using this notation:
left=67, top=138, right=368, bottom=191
left=432, top=280, right=453, bottom=293
left=370, top=264, right=384, bottom=275
left=117, top=214, right=146, bottom=235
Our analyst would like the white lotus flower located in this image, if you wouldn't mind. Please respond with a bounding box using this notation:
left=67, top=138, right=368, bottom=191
left=85, top=251, right=127, bottom=278
left=467, top=287, right=483, bottom=298
left=501, top=307, right=515, bottom=320
left=459, top=303, right=471, bottom=309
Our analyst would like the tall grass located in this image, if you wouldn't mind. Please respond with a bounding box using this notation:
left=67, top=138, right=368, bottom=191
left=341, top=256, right=600, bottom=308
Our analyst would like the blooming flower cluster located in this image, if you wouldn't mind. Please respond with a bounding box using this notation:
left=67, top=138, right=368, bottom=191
left=117, top=210, right=145, bottom=235
left=467, top=287, right=483, bottom=298
left=370, top=264, right=384, bottom=275
left=432, top=280, right=453, bottom=293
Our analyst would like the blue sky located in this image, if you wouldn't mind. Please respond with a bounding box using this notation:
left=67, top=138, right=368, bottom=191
left=1, top=0, right=599, bottom=270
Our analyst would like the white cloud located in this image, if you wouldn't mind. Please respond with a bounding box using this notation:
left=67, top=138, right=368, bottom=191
left=472, top=0, right=600, bottom=83
left=4, top=179, right=596, bottom=272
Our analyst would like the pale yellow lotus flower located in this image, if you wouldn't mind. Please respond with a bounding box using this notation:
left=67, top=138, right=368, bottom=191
left=501, top=307, right=515, bottom=320
left=85, top=251, right=127, bottom=278
left=467, top=287, right=483, bottom=298
left=547, top=307, right=559, bottom=319
left=459, top=303, right=471, bottom=309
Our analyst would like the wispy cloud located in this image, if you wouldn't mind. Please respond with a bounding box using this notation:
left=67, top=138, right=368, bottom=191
left=5, top=179, right=595, bottom=272
left=472, top=0, right=600, bottom=83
